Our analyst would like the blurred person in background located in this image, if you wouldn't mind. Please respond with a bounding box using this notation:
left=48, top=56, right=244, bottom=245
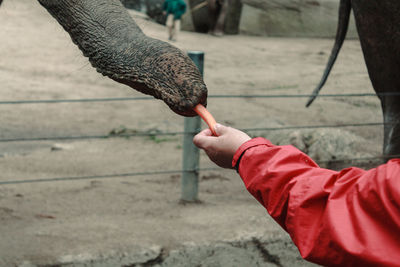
left=163, top=0, right=187, bottom=41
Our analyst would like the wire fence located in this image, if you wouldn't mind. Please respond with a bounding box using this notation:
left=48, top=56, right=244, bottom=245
left=0, top=98, right=388, bottom=181
left=0, top=91, right=399, bottom=105
left=1, top=156, right=398, bottom=186
left=0, top=91, right=392, bottom=187
left=0, top=168, right=221, bottom=185
left=1, top=154, right=396, bottom=186
left=0, top=122, right=385, bottom=143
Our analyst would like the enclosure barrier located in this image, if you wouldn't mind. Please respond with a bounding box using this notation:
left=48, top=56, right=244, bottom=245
left=0, top=122, right=392, bottom=186
left=2, top=92, right=400, bottom=105
left=0, top=51, right=395, bottom=199
left=0, top=123, right=386, bottom=143
left=2, top=153, right=399, bottom=186
left=181, top=51, right=204, bottom=202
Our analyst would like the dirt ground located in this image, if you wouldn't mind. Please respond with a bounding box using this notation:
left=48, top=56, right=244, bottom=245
left=0, top=1, right=383, bottom=266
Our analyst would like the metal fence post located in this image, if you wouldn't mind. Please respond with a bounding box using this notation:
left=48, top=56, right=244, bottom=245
left=181, top=51, right=204, bottom=202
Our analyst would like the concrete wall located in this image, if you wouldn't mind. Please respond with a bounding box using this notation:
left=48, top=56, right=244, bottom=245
left=239, top=0, right=358, bottom=38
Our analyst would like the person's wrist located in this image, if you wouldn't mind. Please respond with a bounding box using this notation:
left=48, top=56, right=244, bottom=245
left=231, top=138, right=250, bottom=171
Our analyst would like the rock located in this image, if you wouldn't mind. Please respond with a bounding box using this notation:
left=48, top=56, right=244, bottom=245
left=17, top=261, right=37, bottom=267
left=57, top=246, right=163, bottom=266
left=51, top=143, right=73, bottom=151
left=240, top=0, right=358, bottom=38
left=162, top=237, right=316, bottom=266
left=267, top=128, right=373, bottom=168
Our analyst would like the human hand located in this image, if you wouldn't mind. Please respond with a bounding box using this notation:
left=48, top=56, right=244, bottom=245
left=193, top=124, right=251, bottom=169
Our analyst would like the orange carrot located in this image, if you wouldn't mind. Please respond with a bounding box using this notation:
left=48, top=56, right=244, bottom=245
left=194, top=104, right=218, bottom=136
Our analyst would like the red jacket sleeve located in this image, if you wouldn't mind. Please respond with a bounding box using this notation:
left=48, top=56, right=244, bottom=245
left=232, top=138, right=400, bottom=267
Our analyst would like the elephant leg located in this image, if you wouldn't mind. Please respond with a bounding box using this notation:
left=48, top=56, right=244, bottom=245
left=382, top=98, right=400, bottom=159
left=212, top=0, right=229, bottom=36
left=207, top=0, right=219, bottom=33
left=352, top=1, right=400, bottom=159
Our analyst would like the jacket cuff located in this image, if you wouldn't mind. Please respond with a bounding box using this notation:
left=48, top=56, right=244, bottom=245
left=232, top=137, right=274, bottom=171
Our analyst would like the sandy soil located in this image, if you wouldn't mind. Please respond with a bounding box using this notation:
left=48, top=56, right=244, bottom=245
left=0, top=1, right=383, bottom=266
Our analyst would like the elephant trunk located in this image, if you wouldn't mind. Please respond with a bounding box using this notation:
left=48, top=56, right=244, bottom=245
left=37, top=0, right=207, bottom=116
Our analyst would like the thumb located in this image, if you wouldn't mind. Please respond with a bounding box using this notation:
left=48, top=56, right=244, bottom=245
left=214, top=123, right=229, bottom=136
left=193, top=130, right=214, bottom=149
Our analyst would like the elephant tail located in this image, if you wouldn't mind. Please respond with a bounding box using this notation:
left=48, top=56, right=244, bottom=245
left=306, top=0, right=352, bottom=107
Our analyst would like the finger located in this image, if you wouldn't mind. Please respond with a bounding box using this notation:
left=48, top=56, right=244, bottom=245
left=193, top=130, right=216, bottom=149
left=214, top=123, right=230, bottom=136
left=196, top=128, right=213, bottom=137
left=193, top=132, right=212, bottom=148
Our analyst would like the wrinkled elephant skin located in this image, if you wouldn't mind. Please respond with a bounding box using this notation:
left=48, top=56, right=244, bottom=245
left=26, top=0, right=208, bottom=116
left=308, top=0, right=400, bottom=159
left=353, top=1, right=400, bottom=158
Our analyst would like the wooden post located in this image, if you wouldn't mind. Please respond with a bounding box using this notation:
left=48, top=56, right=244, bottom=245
left=181, top=51, right=204, bottom=202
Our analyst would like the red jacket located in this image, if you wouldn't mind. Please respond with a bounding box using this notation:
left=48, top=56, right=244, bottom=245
left=232, top=138, right=400, bottom=267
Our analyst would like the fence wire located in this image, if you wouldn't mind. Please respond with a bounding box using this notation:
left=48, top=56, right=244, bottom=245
left=0, top=167, right=226, bottom=185
left=0, top=131, right=186, bottom=143
left=0, top=122, right=384, bottom=143
left=0, top=92, right=395, bottom=185
left=0, top=92, right=399, bottom=105
left=3, top=152, right=400, bottom=185
left=0, top=169, right=184, bottom=185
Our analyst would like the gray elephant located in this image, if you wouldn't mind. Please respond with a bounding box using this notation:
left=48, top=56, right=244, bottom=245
left=207, top=0, right=229, bottom=36
left=307, top=0, right=400, bottom=160
left=190, top=0, right=241, bottom=34
left=1, top=0, right=208, bottom=117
